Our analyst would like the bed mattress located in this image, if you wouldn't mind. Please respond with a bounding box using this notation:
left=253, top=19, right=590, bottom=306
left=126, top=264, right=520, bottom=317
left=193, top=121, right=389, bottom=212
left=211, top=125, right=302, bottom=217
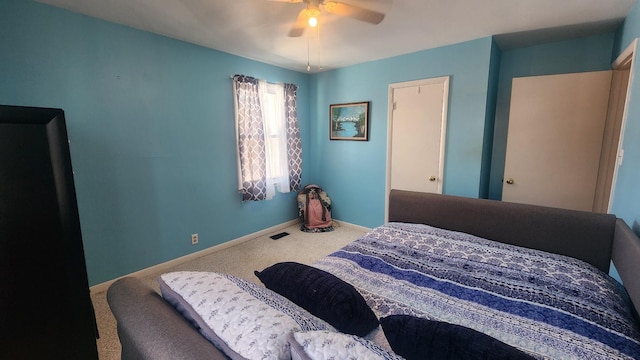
left=313, top=222, right=640, bottom=359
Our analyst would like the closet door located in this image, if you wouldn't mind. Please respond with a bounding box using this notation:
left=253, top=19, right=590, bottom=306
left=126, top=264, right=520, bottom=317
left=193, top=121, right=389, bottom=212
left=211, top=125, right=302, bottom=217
left=387, top=77, right=449, bottom=195
left=502, top=71, right=612, bottom=211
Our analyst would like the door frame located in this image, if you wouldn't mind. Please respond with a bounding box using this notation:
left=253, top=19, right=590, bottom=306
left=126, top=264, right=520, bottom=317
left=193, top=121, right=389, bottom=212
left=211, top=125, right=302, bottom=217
left=603, top=38, right=637, bottom=213
left=385, top=76, right=450, bottom=221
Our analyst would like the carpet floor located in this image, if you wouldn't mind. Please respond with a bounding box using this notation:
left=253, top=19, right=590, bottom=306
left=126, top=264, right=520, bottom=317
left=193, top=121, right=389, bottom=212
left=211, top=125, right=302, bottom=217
left=91, top=222, right=367, bottom=360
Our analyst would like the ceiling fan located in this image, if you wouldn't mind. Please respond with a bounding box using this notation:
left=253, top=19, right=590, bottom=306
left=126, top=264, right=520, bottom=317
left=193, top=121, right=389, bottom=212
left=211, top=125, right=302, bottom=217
left=269, top=0, right=386, bottom=37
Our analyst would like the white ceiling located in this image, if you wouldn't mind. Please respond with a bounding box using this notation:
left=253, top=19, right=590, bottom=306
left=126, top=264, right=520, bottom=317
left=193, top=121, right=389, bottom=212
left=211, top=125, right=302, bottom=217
left=37, top=0, right=636, bottom=73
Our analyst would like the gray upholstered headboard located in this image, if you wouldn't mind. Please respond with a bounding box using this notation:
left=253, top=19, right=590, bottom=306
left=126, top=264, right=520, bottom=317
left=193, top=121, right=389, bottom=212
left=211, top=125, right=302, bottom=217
left=612, top=219, right=640, bottom=314
left=387, top=189, right=640, bottom=311
left=388, top=190, right=616, bottom=271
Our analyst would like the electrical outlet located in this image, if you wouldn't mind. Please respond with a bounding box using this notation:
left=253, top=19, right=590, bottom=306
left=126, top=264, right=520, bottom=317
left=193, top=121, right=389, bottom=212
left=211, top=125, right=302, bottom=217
left=191, top=233, right=198, bottom=245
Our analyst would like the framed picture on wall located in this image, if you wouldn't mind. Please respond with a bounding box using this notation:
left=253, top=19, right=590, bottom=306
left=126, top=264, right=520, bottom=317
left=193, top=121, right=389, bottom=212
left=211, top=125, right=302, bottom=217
left=330, top=101, right=370, bottom=141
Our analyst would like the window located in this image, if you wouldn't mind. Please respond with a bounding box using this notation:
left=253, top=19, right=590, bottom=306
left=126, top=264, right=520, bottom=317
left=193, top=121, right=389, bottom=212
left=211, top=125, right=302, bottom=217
left=232, top=75, right=302, bottom=201
left=262, top=82, right=289, bottom=198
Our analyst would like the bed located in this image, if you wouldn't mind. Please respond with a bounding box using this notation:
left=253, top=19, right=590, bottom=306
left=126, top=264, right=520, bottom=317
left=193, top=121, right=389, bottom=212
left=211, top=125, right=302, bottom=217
left=107, top=189, right=640, bottom=360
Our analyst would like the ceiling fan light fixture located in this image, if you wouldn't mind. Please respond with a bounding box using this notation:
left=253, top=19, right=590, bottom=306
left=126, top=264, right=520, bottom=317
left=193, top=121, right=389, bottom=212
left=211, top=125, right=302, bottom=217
left=305, top=7, right=320, bottom=27
left=287, top=0, right=385, bottom=38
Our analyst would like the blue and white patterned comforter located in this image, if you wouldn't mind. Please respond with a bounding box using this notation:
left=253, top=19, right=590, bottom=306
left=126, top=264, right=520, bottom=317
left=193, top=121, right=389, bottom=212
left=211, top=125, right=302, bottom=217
left=313, top=222, right=640, bottom=360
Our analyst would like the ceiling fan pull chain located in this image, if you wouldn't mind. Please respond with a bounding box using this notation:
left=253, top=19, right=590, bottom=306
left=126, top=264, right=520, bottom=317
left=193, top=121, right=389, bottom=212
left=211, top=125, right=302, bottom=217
left=307, top=28, right=311, bottom=72
left=316, top=20, right=321, bottom=71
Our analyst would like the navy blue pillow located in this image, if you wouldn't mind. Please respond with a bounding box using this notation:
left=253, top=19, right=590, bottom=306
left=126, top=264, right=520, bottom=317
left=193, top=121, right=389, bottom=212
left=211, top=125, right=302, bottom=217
left=380, top=315, right=536, bottom=360
left=254, top=262, right=378, bottom=336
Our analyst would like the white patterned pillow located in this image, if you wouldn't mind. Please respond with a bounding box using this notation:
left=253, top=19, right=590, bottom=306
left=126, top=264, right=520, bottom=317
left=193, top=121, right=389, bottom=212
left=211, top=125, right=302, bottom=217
left=158, top=271, right=335, bottom=360
left=288, top=330, right=405, bottom=360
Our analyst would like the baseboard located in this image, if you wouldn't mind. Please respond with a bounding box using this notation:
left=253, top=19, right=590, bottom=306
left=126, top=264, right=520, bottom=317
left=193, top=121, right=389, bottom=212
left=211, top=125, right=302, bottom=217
left=90, top=219, right=299, bottom=294
left=333, top=219, right=372, bottom=233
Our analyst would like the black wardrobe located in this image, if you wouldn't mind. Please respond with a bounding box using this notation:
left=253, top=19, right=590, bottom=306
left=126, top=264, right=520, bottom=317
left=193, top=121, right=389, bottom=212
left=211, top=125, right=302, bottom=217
left=0, top=105, right=98, bottom=359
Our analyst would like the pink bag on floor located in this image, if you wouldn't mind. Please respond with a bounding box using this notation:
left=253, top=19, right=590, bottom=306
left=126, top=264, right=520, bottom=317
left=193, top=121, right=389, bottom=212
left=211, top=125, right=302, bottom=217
left=297, top=184, right=334, bottom=232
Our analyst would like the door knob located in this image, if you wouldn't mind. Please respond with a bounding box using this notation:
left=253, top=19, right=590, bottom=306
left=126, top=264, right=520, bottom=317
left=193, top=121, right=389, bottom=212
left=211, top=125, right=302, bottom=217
left=506, top=178, right=515, bottom=185
left=429, top=176, right=437, bottom=182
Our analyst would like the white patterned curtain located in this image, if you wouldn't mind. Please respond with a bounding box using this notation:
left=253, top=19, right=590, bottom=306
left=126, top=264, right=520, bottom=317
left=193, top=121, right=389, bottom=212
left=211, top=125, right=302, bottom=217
left=232, top=75, right=302, bottom=201
left=233, top=75, right=268, bottom=201
left=284, top=83, right=302, bottom=192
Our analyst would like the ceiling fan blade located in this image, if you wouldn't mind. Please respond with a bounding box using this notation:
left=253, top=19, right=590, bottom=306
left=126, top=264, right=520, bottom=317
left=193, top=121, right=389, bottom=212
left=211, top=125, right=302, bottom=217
left=288, top=9, right=308, bottom=37
left=324, top=1, right=385, bottom=24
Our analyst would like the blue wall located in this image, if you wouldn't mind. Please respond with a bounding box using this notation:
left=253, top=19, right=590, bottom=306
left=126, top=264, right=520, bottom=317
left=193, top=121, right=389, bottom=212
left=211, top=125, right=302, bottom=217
left=613, top=4, right=640, bottom=230
left=309, top=38, right=494, bottom=228
left=480, top=40, right=502, bottom=198
left=0, top=0, right=311, bottom=285
left=488, top=33, right=616, bottom=200
left=4, top=0, right=640, bottom=285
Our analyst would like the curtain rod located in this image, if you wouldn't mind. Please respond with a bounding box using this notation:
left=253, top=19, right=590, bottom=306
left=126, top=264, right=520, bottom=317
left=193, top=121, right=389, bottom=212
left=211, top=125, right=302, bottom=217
left=230, top=74, right=293, bottom=87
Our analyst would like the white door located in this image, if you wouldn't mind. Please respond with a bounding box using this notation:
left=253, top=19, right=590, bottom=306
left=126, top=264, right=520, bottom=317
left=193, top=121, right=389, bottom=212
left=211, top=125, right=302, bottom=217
left=387, top=77, right=449, bottom=196
left=502, top=71, right=612, bottom=211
